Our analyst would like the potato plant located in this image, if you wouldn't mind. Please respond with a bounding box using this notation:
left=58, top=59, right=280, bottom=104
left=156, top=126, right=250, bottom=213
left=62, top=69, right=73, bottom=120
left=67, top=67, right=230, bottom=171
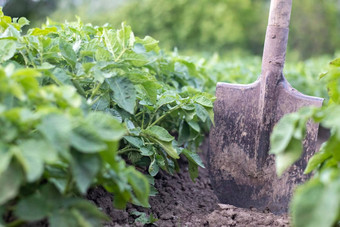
left=0, top=9, right=214, bottom=226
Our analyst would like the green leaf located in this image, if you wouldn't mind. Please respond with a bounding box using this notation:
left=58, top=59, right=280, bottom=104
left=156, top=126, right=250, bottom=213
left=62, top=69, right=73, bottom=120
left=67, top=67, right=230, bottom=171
left=52, top=68, right=73, bottom=85
left=157, top=95, right=177, bottom=107
left=106, top=76, right=136, bottom=114
left=18, top=17, right=29, bottom=28
left=0, top=207, right=5, bottom=226
left=187, top=120, right=200, bottom=132
left=275, top=138, right=303, bottom=176
left=329, top=58, right=340, bottom=67
left=59, top=39, right=77, bottom=68
left=207, top=107, right=215, bottom=126
left=102, top=29, right=118, bottom=57
left=38, top=114, right=71, bottom=160
left=154, top=139, right=179, bottom=159
left=156, top=154, right=166, bottom=169
left=71, top=152, right=101, bottom=194
left=29, top=27, right=57, bottom=36
left=324, top=135, right=340, bottom=161
left=140, top=147, right=154, bottom=156
left=270, top=113, right=299, bottom=155
left=135, top=36, right=160, bottom=53
left=0, top=144, right=12, bottom=175
left=185, top=110, right=196, bottom=121
left=182, top=104, right=195, bottom=111
left=95, top=47, right=112, bottom=61
left=142, top=81, right=160, bottom=104
left=70, top=124, right=107, bottom=153
left=124, top=136, right=143, bottom=148
left=132, top=211, right=157, bottom=225
left=128, top=151, right=142, bottom=163
left=144, top=125, right=174, bottom=142
left=126, top=168, right=150, bottom=207
left=91, top=94, right=110, bottom=111
left=0, top=39, right=16, bottom=62
left=37, top=62, right=55, bottom=70
left=86, top=112, right=126, bottom=141
left=124, top=50, right=149, bottom=67
left=304, top=144, right=332, bottom=174
left=321, top=106, right=340, bottom=140
left=0, top=161, right=23, bottom=205
left=99, top=141, right=119, bottom=168
left=70, top=209, right=93, bottom=227
left=15, top=194, right=49, bottom=221
left=178, top=121, right=190, bottom=146
left=182, top=149, right=205, bottom=168
left=117, top=22, right=135, bottom=49
left=112, top=190, right=130, bottom=209
left=188, top=159, right=199, bottom=182
left=19, top=139, right=57, bottom=182
left=195, top=104, right=209, bottom=122
left=194, top=95, right=213, bottom=107
left=291, top=178, right=340, bottom=227
left=67, top=199, right=109, bottom=225
left=148, top=157, right=159, bottom=176
left=50, top=210, right=79, bottom=227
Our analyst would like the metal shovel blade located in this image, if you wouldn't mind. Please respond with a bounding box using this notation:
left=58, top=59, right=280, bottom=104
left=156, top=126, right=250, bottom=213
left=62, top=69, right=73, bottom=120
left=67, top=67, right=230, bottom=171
left=208, top=0, right=323, bottom=214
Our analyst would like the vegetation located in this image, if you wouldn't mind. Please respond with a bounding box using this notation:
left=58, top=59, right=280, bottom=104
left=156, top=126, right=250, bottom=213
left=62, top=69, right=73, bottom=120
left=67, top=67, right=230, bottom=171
left=47, top=0, right=340, bottom=58
left=3, top=0, right=339, bottom=58
left=0, top=3, right=339, bottom=226
left=0, top=10, right=214, bottom=226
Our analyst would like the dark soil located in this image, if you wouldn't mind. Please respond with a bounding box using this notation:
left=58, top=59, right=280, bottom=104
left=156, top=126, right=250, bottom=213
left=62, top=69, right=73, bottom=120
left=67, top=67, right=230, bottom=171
left=87, top=140, right=290, bottom=227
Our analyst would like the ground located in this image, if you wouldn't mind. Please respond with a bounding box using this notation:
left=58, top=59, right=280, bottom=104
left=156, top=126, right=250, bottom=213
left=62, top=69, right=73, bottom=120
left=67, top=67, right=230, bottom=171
left=87, top=140, right=290, bottom=227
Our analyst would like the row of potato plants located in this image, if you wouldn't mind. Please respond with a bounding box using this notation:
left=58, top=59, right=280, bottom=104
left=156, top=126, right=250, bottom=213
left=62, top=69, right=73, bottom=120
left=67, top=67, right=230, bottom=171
left=270, top=57, right=340, bottom=227
left=0, top=9, right=214, bottom=226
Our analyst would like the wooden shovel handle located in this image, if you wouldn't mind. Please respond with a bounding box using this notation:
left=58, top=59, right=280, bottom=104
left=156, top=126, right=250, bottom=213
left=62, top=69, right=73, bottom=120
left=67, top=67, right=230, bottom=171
left=268, top=0, right=292, bottom=28
left=261, top=0, right=292, bottom=81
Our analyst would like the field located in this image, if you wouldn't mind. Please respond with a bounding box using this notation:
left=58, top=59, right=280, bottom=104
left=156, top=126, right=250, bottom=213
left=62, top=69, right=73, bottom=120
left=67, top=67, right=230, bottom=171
left=0, top=5, right=340, bottom=227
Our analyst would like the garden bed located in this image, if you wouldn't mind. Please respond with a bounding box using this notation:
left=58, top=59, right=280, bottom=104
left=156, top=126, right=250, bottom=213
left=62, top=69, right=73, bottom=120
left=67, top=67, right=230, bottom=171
left=87, top=139, right=290, bottom=226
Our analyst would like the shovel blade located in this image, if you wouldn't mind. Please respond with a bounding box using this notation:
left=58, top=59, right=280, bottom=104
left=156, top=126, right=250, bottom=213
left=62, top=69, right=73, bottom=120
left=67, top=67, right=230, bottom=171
left=208, top=79, right=322, bottom=214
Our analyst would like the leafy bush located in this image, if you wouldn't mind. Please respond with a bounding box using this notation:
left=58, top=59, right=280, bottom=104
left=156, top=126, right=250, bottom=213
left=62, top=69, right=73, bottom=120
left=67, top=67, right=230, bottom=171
left=5, top=0, right=339, bottom=57
left=86, top=0, right=267, bottom=55
left=270, top=57, right=340, bottom=227
left=0, top=9, right=214, bottom=226
left=74, top=0, right=339, bottom=58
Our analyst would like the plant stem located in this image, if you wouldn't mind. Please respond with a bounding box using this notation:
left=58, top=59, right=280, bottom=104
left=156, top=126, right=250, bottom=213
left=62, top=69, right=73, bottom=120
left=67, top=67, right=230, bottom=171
left=49, top=72, right=64, bottom=86
left=118, top=147, right=140, bottom=154
left=115, top=48, right=126, bottom=62
left=7, top=219, right=25, bottom=227
left=141, top=112, right=145, bottom=129
left=135, top=111, right=143, bottom=118
left=64, top=172, right=73, bottom=194
left=71, top=79, right=87, bottom=97
left=88, top=95, right=101, bottom=107
left=19, top=50, right=29, bottom=66
left=89, top=83, right=102, bottom=101
left=148, top=106, right=161, bottom=126
left=147, top=104, right=184, bottom=128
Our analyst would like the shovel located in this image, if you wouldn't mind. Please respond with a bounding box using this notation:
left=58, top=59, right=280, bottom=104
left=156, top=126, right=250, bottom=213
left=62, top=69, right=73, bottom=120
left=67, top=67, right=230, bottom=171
left=208, top=0, right=323, bottom=214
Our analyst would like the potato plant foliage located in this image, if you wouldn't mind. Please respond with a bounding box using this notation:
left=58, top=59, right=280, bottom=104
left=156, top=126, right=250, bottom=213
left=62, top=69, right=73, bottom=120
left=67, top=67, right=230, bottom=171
left=0, top=9, right=214, bottom=226
left=270, top=57, right=340, bottom=227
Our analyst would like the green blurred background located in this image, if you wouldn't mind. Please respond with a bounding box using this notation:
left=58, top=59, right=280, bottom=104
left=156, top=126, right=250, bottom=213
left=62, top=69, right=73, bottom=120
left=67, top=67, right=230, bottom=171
left=1, top=0, right=339, bottom=59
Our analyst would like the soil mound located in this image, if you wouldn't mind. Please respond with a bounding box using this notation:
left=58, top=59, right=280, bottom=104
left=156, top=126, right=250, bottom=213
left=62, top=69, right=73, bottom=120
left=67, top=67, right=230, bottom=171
left=87, top=142, right=290, bottom=226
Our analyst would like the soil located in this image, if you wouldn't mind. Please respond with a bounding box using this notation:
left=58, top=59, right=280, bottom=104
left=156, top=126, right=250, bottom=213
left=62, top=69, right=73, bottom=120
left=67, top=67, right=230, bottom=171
left=87, top=139, right=290, bottom=227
